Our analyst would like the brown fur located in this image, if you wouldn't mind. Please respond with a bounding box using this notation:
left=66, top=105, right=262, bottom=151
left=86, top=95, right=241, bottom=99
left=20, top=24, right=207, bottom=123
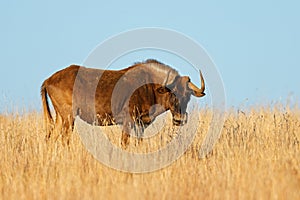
left=41, top=59, right=205, bottom=147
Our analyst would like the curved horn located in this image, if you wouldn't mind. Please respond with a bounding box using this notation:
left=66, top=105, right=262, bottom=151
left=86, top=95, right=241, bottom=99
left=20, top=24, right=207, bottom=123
left=188, top=70, right=205, bottom=97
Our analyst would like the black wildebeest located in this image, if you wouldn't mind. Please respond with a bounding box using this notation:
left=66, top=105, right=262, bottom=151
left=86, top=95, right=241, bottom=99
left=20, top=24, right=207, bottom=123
left=41, top=59, right=205, bottom=146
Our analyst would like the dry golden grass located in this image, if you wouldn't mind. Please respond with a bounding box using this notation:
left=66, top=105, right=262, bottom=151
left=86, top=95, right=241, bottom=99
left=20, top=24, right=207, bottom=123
left=0, top=105, right=299, bottom=200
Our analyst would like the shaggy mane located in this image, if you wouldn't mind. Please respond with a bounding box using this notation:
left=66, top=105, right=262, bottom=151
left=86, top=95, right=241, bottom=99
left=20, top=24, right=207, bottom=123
left=132, top=59, right=179, bottom=76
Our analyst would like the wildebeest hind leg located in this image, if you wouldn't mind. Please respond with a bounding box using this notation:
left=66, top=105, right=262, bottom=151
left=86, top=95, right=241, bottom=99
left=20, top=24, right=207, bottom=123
left=61, top=115, right=74, bottom=146
left=45, top=112, right=60, bottom=142
left=121, top=121, right=131, bottom=148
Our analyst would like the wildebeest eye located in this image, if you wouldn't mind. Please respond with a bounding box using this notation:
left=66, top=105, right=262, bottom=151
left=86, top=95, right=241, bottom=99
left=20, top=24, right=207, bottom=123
left=157, top=86, right=170, bottom=94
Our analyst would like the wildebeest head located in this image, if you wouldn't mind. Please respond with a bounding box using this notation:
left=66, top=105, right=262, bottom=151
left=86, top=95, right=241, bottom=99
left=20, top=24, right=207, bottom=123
left=157, top=71, right=206, bottom=126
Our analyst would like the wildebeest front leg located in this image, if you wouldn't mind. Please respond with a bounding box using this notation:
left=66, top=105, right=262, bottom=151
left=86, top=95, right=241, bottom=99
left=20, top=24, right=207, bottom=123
left=121, top=120, right=132, bottom=148
left=134, top=118, right=145, bottom=144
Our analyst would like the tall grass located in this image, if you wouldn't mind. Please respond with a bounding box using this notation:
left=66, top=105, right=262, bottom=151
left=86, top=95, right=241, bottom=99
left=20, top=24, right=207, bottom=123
left=0, top=105, right=299, bottom=199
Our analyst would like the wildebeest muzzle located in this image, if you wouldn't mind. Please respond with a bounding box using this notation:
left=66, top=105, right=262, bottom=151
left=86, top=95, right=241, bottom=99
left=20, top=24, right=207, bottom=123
left=172, top=112, right=188, bottom=126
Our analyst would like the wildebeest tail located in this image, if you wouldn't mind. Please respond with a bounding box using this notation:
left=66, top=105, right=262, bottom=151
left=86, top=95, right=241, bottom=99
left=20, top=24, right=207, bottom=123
left=41, top=81, right=54, bottom=127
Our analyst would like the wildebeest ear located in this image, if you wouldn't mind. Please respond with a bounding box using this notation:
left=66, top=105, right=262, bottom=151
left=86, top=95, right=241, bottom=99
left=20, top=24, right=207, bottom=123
left=157, top=86, right=170, bottom=94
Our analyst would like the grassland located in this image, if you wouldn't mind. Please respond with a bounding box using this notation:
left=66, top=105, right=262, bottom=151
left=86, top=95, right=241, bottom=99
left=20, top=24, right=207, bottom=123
left=0, top=105, right=299, bottom=200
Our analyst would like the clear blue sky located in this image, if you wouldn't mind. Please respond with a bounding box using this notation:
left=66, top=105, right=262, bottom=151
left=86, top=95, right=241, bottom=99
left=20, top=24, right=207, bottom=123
left=1, top=0, right=299, bottom=112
